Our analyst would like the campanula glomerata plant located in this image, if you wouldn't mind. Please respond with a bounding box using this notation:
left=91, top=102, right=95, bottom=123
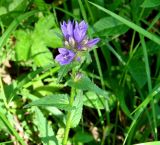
left=55, top=20, right=100, bottom=144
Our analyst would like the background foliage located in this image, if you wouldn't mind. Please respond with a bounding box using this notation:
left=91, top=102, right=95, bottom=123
left=0, top=0, right=160, bottom=145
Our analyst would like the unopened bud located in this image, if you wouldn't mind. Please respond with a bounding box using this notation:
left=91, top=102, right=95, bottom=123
left=74, top=72, right=82, bottom=81
left=69, top=37, right=75, bottom=48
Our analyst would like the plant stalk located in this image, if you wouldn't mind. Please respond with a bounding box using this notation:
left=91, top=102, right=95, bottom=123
left=62, top=87, right=75, bottom=145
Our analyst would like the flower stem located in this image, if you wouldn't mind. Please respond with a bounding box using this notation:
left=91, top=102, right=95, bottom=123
left=62, top=87, right=75, bottom=145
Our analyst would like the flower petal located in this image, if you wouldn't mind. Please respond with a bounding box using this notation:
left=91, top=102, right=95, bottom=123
left=74, top=28, right=86, bottom=43
left=60, top=21, right=67, bottom=38
left=58, top=48, right=68, bottom=54
left=55, top=54, right=64, bottom=62
left=73, top=21, right=88, bottom=43
left=79, top=20, right=88, bottom=31
left=86, top=38, right=100, bottom=47
left=59, top=60, right=70, bottom=65
left=60, top=21, right=74, bottom=40
left=73, top=28, right=81, bottom=43
left=67, top=20, right=74, bottom=37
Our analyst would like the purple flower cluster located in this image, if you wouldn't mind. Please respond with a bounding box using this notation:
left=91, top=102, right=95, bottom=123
left=55, top=20, right=100, bottom=65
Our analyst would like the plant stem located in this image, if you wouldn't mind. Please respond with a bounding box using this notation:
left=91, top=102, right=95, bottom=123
left=62, top=87, right=75, bottom=145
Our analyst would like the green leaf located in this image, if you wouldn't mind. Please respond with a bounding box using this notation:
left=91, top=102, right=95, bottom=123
left=70, top=90, right=83, bottom=128
left=83, top=91, right=116, bottom=110
left=73, top=131, right=94, bottom=143
left=30, top=15, right=63, bottom=67
left=93, top=17, right=129, bottom=36
left=45, top=28, right=63, bottom=48
left=14, top=14, right=63, bottom=67
left=67, top=75, right=109, bottom=98
left=0, top=6, right=7, bottom=16
left=33, top=14, right=62, bottom=48
left=128, top=58, right=147, bottom=88
left=15, top=30, right=31, bottom=61
left=31, top=39, right=54, bottom=67
left=108, top=78, right=133, bottom=119
left=33, top=107, right=58, bottom=145
left=21, top=89, right=64, bottom=122
left=141, top=0, right=160, bottom=7
left=24, top=94, right=73, bottom=111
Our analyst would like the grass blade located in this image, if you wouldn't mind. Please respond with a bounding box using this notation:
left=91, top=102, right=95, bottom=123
left=0, top=112, right=26, bottom=145
left=140, top=34, right=157, bottom=139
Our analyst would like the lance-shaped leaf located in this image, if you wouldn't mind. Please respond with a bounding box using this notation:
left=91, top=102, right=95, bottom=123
left=24, top=94, right=73, bottom=111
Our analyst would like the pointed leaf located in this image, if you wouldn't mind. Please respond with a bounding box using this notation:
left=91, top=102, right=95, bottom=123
left=24, top=94, right=73, bottom=111
left=70, top=91, right=83, bottom=128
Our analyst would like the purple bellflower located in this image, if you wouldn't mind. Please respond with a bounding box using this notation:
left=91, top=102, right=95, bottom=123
left=55, top=20, right=100, bottom=65
left=55, top=48, right=75, bottom=65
